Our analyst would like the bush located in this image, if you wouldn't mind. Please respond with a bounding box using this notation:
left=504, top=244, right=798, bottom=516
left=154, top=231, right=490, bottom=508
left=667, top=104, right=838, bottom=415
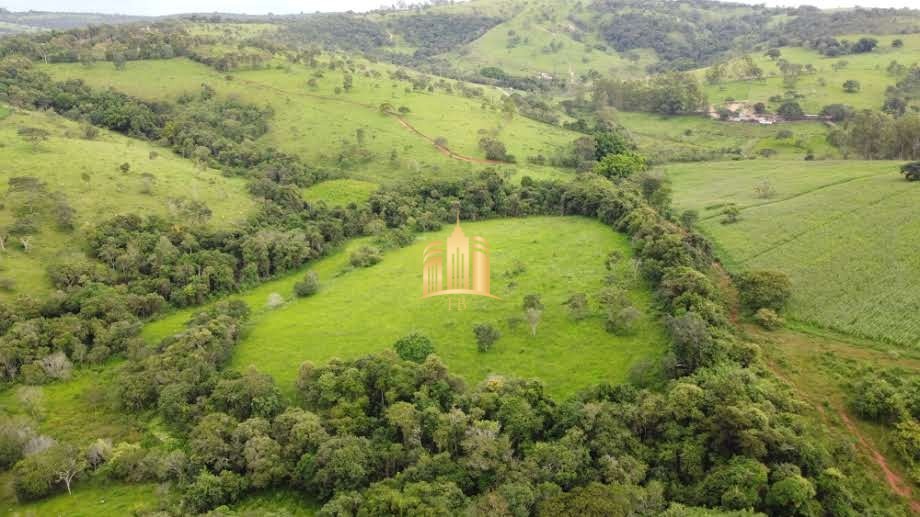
left=294, top=271, right=320, bottom=297
left=606, top=306, right=642, bottom=335
left=473, top=323, right=501, bottom=352
left=349, top=246, right=382, bottom=268
left=393, top=332, right=434, bottom=363
left=753, top=308, right=784, bottom=330
left=736, top=270, right=792, bottom=313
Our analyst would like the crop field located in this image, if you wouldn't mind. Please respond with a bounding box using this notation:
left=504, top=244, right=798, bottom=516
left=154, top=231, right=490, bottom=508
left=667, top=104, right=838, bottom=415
left=667, top=160, right=920, bottom=346
left=144, top=217, right=668, bottom=399
left=302, top=178, right=378, bottom=206
left=697, top=34, right=920, bottom=113
left=43, top=58, right=580, bottom=184
left=0, top=107, right=253, bottom=298
left=617, top=111, right=837, bottom=161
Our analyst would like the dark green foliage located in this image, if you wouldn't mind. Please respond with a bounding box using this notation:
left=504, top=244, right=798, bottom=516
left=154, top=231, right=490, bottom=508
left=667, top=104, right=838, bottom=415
left=294, top=271, right=320, bottom=297
left=478, top=137, right=513, bottom=162
left=392, top=332, right=434, bottom=363
left=593, top=152, right=648, bottom=180
left=593, top=73, right=707, bottom=115
left=735, top=270, right=792, bottom=313
left=473, top=323, right=501, bottom=352
left=902, top=161, right=920, bottom=181
left=777, top=101, right=805, bottom=120
left=349, top=246, right=383, bottom=268
left=388, top=14, right=502, bottom=57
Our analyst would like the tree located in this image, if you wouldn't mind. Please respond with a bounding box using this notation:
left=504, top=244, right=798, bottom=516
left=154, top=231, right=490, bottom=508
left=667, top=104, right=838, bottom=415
left=892, top=39, right=904, bottom=48
left=112, top=51, right=127, bottom=70
left=736, top=270, right=792, bottom=313
left=564, top=293, right=590, bottom=320
left=721, top=204, right=741, bottom=224
left=393, top=332, right=434, bottom=363
left=679, top=210, right=699, bottom=229
left=349, top=246, right=382, bottom=267
left=842, top=79, right=861, bottom=93
left=51, top=444, right=85, bottom=495
left=852, top=37, right=878, bottom=53
left=473, top=323, right=500, bottom=352
left=766, top=475, right=816, bottom=514
left=765, top=48, right=781, bottom=60
left=294, top=271, right=320, bottom=297
left=525, top=307, right=542, bottom=337
left=776, top=101, right=805, bottom=120
left=593, top=152, right=647, bottom=180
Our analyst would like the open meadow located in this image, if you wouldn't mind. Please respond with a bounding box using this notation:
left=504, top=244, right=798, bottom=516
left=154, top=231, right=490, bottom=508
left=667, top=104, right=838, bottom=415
left=666, top=159, right=920, bottom=347
left=144, top=217, right=668, bottom=398
left=0, top=107, right=253, bottom=298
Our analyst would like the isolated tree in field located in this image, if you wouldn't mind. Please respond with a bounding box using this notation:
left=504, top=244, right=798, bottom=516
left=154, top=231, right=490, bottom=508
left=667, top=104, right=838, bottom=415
left=525, top=307, right=542, bottom=337
left=342, top=73, right=353, bottom=92
left=753, top=179, right=776, bottom=199
left=842, top=79, right=861, bottom=93
left=112, top=51, right=126, bottom=70
left=892, top=39, right=904, bottom=48
left=753, top=102, right=766, bottom=114
left=721, top=204, right=741, bottom=224
left=393, top=332, right=434, bottom=363
left=852, top=37, right=878, bottom=53
left=294, top=271, right=320, bottom=297
left=831, top=60, right=848, bottom=72
left=564, top=293, right=590, bottom=320
left=776, top=101, right=804, bottom=120
left=765, top=48, right=781, bottom=60
left=378, top=102, right=393, bottom=114
left=473, top=323, right=500, bottom=352
left=17, top=127, right=49, bottom=151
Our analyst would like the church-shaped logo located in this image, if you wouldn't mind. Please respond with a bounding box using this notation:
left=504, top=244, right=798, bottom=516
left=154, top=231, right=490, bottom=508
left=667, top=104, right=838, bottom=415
left=422, top=215, right=499, bottom=300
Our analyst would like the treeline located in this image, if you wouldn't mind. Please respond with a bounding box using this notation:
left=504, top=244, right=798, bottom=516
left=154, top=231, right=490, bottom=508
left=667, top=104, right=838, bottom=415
left=826, top=110, right=920, bottom=160
left=0, top=170, right=885, bottom=514
left=593, top=72, right=708, bottom=115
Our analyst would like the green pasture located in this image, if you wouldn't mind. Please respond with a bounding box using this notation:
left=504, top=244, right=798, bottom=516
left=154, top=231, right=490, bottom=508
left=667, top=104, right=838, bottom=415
left=0, top=107, right=253, bottom=299
left=43, top=58, right=579, bottom=184
left=667, top=159, right=920, bottom=346
left=144, top=217, right=668, bottom=399
left=0, top=477, right=160, bottom=515
left=698, top=34, right=920, bottom=113
left=303, top=178, right=378, bottom=206
left=616, top=111, right=836, bottom=161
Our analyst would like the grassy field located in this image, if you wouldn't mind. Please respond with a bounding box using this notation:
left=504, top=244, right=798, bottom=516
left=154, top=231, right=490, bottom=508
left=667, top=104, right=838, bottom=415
left=617, top=111, right=837, bottom=162
left=0, top=107, right=254, bottom=299
left=446, top=0, right=655, bottom=79
left=303, top=178, right=378, bottom=207
left=0, top=478, right=161, bottom=515
left=43, top=57, right=580, bottom=184
left=697, top=34, right=920, bottom=114
left=666, top=159, right=920, bottom=346
left=145, top=217, right=668, bottom=399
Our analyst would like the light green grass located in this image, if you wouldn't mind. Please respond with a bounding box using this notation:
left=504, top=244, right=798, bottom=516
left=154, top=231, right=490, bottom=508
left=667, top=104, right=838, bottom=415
left=303, top=179, right=378, bottom=206
left=0, top=477, right=160, bottom=515
left=697, top=34, right=920, bottom=113
left=667, top=160, right=920, bottom=346
left=0, top=107, right=253, bottom=299
left=617, top=111, right=836, bottom=161
left=43, top=58, right=580, bottom=183
left=145, top=217, right=668, bottom=399
left=231, top=490, right=319, bottom=515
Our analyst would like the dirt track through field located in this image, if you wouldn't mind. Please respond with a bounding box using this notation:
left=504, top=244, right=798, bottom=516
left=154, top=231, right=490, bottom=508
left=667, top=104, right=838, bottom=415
left=234, top=77, right=506, bottom=166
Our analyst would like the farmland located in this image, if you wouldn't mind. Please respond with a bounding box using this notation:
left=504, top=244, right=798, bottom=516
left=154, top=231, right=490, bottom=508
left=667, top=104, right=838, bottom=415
left=144, top=217, right=668, bottom=398
left=667, top=159, right=920, bottom=346
left=0, top=107, right=253, bottom=299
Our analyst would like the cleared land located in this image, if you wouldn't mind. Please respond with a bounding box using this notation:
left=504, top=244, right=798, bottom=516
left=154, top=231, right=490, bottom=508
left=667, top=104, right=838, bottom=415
left=302, top=178, right=378, bottom=206
left=145, top=217, right=668, bottom=398
left=698, top=34, right=920, bottom=114
left=0, top=107, right=254, bottom=298
left=667, top=159, right=920, bottom=346
left=43, top=57, right=580, bottom=184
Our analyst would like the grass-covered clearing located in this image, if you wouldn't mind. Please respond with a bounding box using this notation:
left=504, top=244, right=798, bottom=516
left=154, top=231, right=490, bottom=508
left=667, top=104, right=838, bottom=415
left=145, top=217, right=668, bottom=399
left=697, top=34, right=920, bottom=113
left=617, top=111, right=837, bottom=161
left=0, top=107, right=253, bottom=298
left=302, top=178, right=378, bottom=206
left=0, top=478, right=160, bottom=515
left=667, top=159, right=920, bottom=346
left=43, top=58, right=580, bottom=184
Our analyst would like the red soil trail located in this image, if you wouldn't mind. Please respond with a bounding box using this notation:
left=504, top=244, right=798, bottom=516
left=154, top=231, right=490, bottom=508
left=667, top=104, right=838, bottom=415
left=234, top=77, right=507, bottom=166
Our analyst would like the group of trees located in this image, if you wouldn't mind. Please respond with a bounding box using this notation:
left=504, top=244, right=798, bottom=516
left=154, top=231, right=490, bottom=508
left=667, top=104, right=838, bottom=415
left=826, top=110, right=920, bottom=160
left=593, top=73, right=707, bottom=115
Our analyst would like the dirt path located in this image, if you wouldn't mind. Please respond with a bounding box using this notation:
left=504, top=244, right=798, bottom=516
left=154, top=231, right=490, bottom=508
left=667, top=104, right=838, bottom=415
left=234, top=77, right=507, bottom=166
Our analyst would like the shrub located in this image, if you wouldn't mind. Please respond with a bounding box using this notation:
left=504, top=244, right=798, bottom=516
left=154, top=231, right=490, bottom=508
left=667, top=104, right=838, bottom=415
left=721, top=205, right=741, bottom=224
left=393, top=332, right=434, bottom=363
left=736, top=270, right=792, bottom=313
left=294, top=271, right=320, bottom=297
left=349, top=246, right=382, bottom=268
left=753, top=308, right=784, bottom=330
left=607, top=306, right=642, bottom=335
left=473, top=323, right=501, bottom=352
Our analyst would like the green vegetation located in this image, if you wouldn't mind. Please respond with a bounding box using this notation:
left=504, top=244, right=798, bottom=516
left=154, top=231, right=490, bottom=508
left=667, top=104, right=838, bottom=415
left=302, top=178, right=378, bottom=206
left=668, top=159, right=920, bottom=345
left=145, top=217, right=667, bottom=398
left=0, top=107, right=253, bottom=298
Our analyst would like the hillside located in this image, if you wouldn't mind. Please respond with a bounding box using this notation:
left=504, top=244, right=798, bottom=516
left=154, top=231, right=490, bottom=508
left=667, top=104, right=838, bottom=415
left=0, top=106, right=254, bottom=299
